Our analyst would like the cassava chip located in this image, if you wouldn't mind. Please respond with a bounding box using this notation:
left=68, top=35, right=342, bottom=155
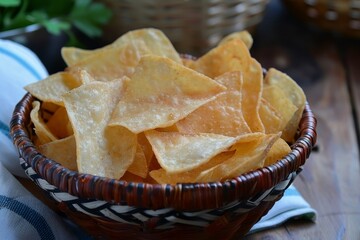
left=259, top=98, right=282, bottom=134
left=264, top=68, right=306, bottom=142
left=218, top=30, right=253, bottom=49
left=176, top=91, right=251, bottom=137
left=127, top=144, right=149, bottom=178
left=62, top=28, right=181, bottom=66
left=196, top=133, right=279, bottom=182
left=68, top=41, right=152, bottom=82
left=25, top=72, right=84, bottom=106
left=109, top=55, right=226, bottom=133
left=145, top=130, right=240, bottom=173
left=190, top=39, right=251, bottom=78
left=214, top=71, right=243, bottom=91
left=262, top=85, right=298, bottom=134
left=38, top=135, right=77, bottom=171
left=149, top=150, right=235, bottom=184
left=46, top=107, right=73, bottom=139
left=264, top=138, right=291, bottom=166
left=241, top=58, right=265, bottom=133
left=63, top=79, right=137, bottom=179
left=30, top=101, right=58, bottom=144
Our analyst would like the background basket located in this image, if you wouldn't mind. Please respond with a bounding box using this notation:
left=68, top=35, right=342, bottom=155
left=282, top=0, right=360, bottom=38
left=10, top=92, right=317, bottom=239
left=98, top=0, right=270, bottom=54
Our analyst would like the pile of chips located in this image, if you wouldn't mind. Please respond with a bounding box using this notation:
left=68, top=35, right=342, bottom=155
left=25, top=28, right=306, bottom=184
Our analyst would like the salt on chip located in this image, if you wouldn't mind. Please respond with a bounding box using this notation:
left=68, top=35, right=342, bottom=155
left=62, top=28, right=181, bottom=66
left=218, top=30, right=253, bottom=49
left=25, top=72, right=84, bottom=106
left=38, top=135, right=77, bottom=171
left=145, top=130, right=239, bottom=173
left=63, top=79, right=137, bottom=179
left=109, top=55, right=226, bottom=133
left=196, top=133, right=279, bottom=182
left=176, top=91, right=251, bottom=137
left=30, top=101, right=58, bottom=144
left=264, top=68, right=306, bottom=142
left=214, top=71, right=243, bottom=91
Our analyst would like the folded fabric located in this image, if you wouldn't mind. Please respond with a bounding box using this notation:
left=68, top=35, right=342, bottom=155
left=0, top=162, right=79, bottom=240
left=250, top=184, right=317, bottom=234
left=0, top=39, right=48, bottom=178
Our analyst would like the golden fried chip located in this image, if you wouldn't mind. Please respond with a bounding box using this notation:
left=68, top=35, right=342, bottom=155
left=149, top=150, right=235, bottom=184
left=264, top=138, right=291, bottom=166
left=196, top=133, right=279, bottom=182
left=25, top=72, right=84, bottom=106
left=218, top=30, right=253, bottom=49
left=109, top=55, right=226, bottom=133
left=259, top=98, right=282, bottom=134
left=262, top=85, right=298, bottom=135
left=62, top=28, right=181, bottom=66
left=46, top=107, right=73, bottom=139
left=63, top=79, right=137, bottom=179
left=214, top=71, right=243, bottom=91
left=190, top=39, right=251, bottom=78
left=145, top=130, right=239, bottom=173
left=264, top=68, right=306, bottom=142
left=241, top=58, right=265, bottom=133
left=38, top=135, right=77, bottom=171
left=127, top=144, right=148, bottom=178
left=30, top=101, right=58, bottom=144
left=68, top=41, right=152, bottom=82
left=176, top=91, right=251, bottom=137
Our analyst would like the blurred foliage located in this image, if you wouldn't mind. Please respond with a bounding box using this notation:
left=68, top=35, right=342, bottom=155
left=0, top=0, right=112, bottom=45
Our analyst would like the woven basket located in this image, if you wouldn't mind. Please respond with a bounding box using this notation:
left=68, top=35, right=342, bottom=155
left=98, top=0, right=270, bottom=54
left=10, top=89, right=317, bottom=239
left=282, top=0, right=360, bottom=38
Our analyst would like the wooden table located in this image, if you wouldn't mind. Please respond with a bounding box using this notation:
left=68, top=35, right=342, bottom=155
left=245, top=1, right=360, bottom=239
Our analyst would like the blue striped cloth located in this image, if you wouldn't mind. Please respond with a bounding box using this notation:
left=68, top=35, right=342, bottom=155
left=0, top=39, right=316, bottom=239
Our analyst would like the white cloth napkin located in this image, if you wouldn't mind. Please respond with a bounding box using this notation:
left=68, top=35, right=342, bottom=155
left=0, top=39, right=316, bottom=239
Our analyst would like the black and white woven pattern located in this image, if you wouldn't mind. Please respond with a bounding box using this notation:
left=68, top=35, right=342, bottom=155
left=20, top=157, right=298, bottom=229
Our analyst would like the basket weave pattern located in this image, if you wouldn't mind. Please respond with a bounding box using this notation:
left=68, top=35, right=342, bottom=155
left=11, top=93, right=317, bottom=239
left=283, top=0, right=360, bottom=38
left=100, top=0, right=270, bottom=54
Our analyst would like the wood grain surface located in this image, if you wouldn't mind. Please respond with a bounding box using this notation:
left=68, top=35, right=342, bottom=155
left=245, top=1, right=360, bottom=239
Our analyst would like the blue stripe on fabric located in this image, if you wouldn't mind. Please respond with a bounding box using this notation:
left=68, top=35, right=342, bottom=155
left=0, top=120, right=10, bottom=139
left=284, top=187, right=300, bottom=197
left=0, top=195, right=55, bottom=240
left=0, top=46, right=42, bottom=80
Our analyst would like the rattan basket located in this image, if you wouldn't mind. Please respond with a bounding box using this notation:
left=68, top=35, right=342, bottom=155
left=98, top=0, right=270, bottom=54
left=282, top=0, right=360, bottom=38
left=10, top=89, right=317, bottom=239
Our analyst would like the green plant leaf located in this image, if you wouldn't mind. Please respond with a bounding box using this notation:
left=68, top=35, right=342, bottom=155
left=42, top=19, right=70, bottom=35
left=0, top=0, right=20, bottom=7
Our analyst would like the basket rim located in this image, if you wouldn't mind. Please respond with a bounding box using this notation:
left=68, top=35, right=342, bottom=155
left=10, top=92, right=317, bottom=211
